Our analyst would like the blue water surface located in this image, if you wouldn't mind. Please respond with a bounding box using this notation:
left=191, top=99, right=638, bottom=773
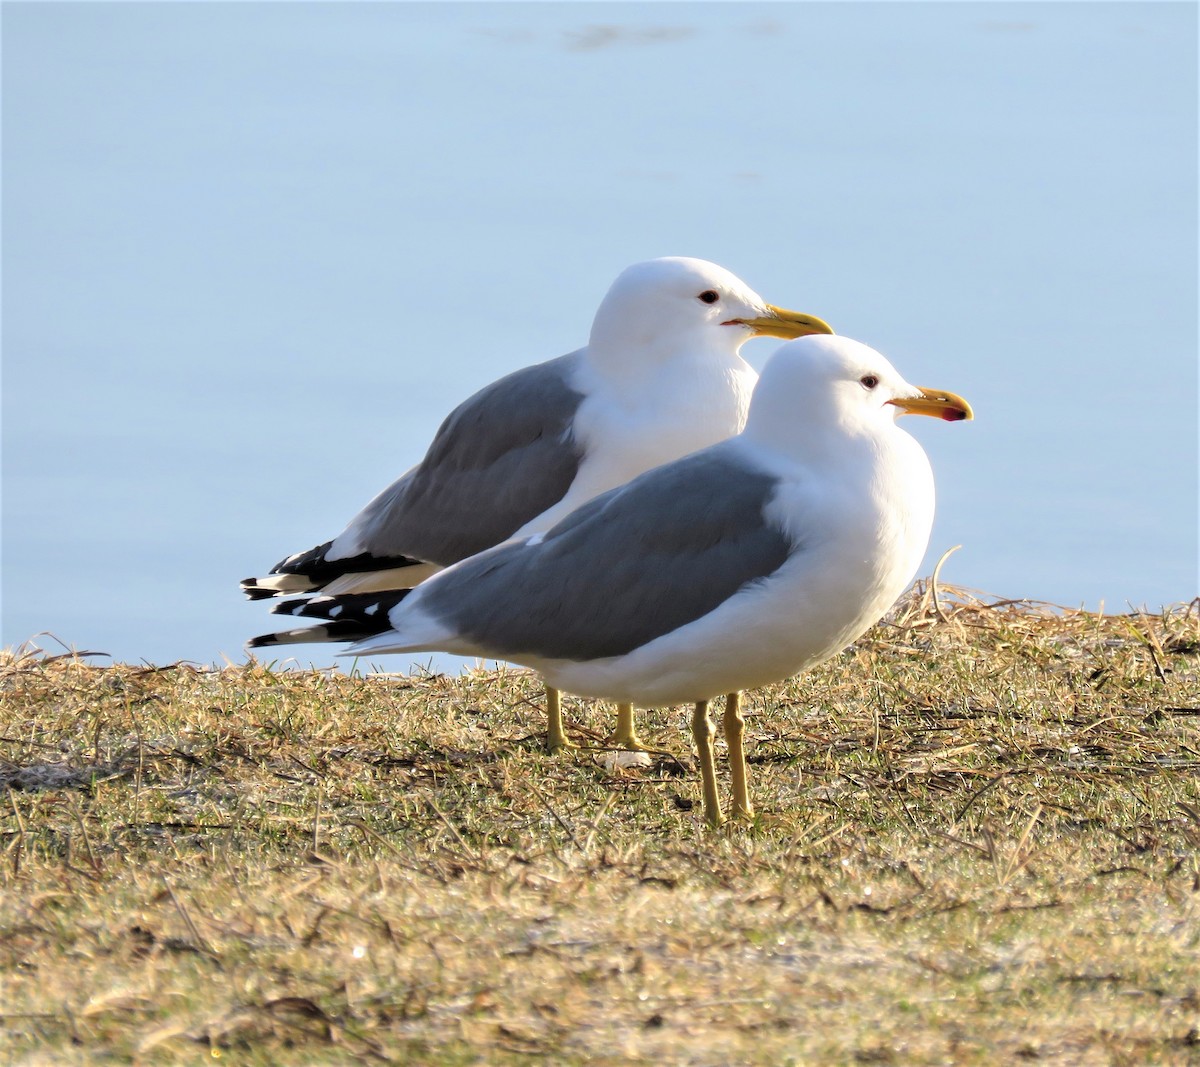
left=3, top=2, right=1196, bottom=671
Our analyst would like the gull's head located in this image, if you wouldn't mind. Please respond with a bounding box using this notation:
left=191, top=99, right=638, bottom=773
left=588, top=257, right=833, bottom=361
left=745, top=335, right=973, bottom=449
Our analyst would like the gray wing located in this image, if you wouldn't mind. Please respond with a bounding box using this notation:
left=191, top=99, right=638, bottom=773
left=422, top=447, right=793, bottom=661
left=341, top=352, right=586, bottom=566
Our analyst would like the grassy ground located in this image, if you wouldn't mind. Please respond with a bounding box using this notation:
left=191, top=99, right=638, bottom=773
left=1, top=587, right=1199, bottom=1064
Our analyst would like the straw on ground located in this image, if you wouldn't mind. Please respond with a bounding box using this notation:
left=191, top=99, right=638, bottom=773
left=1, top=586, right=1198, bottom=1064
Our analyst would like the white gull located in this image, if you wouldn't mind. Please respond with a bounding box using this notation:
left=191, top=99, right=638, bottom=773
left=261, top=335, right=973, bottom=825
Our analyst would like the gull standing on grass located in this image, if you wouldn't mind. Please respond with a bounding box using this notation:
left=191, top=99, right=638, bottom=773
left=244, top=257, right=833, bottom=749
left=250, top=335, right=973, bottom=826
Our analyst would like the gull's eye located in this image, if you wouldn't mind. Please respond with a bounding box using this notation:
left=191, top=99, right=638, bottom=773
left=860, top=374, right=880, bottom=390
left=698, top=290, right=720, bottom=304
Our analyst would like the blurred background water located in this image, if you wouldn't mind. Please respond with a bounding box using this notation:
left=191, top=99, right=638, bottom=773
left=3, top=2, right=1196, bottom=672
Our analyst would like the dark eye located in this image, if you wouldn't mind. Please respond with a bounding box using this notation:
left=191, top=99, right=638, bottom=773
left=698, top=290, right=720, bottom=304
left=860, top=375, right=879, bottom=389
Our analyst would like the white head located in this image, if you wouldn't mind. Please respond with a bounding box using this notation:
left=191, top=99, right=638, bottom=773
left=743, top=335, right=973, bottom=455
left=587, top=257, right=832, bottom=363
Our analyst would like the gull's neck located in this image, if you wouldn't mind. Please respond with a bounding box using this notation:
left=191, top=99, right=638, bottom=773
left=584, top=325, right=750, bottom=390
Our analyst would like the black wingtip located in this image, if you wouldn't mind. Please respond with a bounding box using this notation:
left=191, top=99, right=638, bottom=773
left=269, top=590, right=412, bottom=621
left=248, top=618, right=396, bottom=647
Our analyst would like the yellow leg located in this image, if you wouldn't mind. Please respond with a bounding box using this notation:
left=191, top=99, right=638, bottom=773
left=691, top=700, right=723, bottom=827
left=604, top=702, right=650, bottom=750
left=544, top=685, right=576, bottom=751
left=723, top=691, right=754, bottom=819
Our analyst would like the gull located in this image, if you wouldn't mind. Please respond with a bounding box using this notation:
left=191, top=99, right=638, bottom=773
left=250, top=335, right=973, bottom=825
left=244, top=257, right=833, bottom=749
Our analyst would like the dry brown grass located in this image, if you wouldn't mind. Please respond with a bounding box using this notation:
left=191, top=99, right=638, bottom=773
left=2, top=587, right=1199, bottom=1064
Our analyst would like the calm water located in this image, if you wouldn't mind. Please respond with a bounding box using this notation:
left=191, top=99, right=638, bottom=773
left=3, top=3, right=1196, bottom=671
